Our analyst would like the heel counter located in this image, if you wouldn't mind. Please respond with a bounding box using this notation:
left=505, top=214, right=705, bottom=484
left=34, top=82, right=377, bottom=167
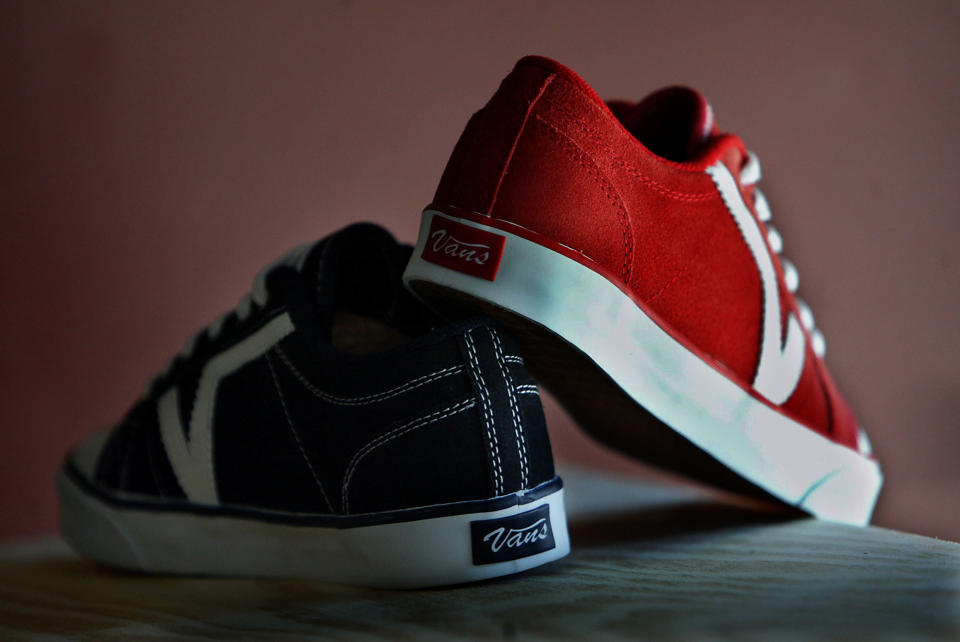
left=432, top=59, right=634, bottom=284
left=460, top=324, right=555, bottom=496
left=341, top=394, right=492, bottom=514
left=342, top=324, right=554, bottom=514
left=433, top=61, right=557, bottom=217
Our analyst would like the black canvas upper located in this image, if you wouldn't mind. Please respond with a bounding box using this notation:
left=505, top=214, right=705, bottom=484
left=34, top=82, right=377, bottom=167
left=77, top=223, right=555, bottom=518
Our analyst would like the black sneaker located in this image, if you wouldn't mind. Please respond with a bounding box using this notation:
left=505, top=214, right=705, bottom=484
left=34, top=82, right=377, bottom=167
left=58, top=223, right=568, bottom=588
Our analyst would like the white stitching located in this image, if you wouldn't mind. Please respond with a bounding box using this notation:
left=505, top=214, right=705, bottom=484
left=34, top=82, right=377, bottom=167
left=515, top=384, right=539, bottom=395
left=340, top=398, right=476, bottom=513
left=465, top=331, right=504, bottom=496
left=503, top=354, right=525, bottom=365
left=275, top=345, right=462, bottom=406
left=489, top=328, right=528, bottom=489
left=265, top=353, right=334, bottom=513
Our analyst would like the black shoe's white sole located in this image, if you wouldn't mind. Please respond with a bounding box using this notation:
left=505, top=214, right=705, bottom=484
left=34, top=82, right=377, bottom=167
left=404, top=209, right=883, bottom=526
left=58, top=466, right=568, bottom=588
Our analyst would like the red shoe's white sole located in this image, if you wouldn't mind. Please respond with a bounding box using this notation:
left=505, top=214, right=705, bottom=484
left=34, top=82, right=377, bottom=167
left=404, top=209, right=882, bottom=526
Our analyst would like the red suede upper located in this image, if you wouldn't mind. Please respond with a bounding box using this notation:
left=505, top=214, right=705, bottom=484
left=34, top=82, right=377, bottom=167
left=432, top=55, right=860, bottom=451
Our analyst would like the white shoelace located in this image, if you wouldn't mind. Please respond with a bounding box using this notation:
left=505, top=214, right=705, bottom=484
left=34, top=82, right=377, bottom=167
left=740, top=152, right=826, bottom=358
left=148, top=242, right=314, bottom=393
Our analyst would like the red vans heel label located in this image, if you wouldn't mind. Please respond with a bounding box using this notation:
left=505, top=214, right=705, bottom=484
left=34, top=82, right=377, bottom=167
left=421, top=214, right=506, bottom=281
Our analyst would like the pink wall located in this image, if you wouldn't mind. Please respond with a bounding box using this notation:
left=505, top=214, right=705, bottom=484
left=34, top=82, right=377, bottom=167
left=2, top=1, right=958, bottom=540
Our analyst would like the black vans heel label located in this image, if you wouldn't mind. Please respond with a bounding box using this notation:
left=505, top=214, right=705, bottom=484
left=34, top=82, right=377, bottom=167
left=470, top=504, right=555, bottom=565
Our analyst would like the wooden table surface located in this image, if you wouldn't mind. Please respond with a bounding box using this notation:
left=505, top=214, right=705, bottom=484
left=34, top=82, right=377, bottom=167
left=2, top=467, right=958, bottom=640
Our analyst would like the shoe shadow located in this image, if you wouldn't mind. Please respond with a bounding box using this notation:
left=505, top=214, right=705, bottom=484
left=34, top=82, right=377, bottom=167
left=568, top=498, right=801, bottom=547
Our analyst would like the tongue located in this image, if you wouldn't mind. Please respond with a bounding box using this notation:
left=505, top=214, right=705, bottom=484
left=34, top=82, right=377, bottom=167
left=312, top=223, right=408, bottom=325
left=617, top=86, right=714, bottom=162
left=310, top=223, right=437, bottom=339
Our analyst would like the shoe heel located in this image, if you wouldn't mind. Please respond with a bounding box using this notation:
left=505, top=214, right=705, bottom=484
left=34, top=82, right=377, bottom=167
left=341, top=482, right=570, bottom=588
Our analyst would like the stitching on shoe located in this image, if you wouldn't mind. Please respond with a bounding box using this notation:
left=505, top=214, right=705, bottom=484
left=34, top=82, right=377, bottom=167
left=340, top=398, right=476, bottom=514
left=265, top=352, right=334, bottom=513
left=544, top=102, right=718, bottom=202
left=488, top=327, right=528, bottom=489
left=503, top=354, right=524, bottom=365
left=489, top=73, right=556, bottom=213
left=464, top=331, right=504, bottom=497
left=274, top=345, right=463, bottom=406
left=515, top=384, right=539, bottom=395
left=533, top=115, right=634, bottom=284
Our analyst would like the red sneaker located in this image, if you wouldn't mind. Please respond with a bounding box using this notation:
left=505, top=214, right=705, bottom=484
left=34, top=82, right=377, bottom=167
left=403, top=56, right=882, bottom=525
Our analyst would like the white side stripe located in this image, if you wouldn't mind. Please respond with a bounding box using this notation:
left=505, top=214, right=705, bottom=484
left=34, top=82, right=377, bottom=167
left=158, top=313, right=295, bottom=504
left=706, top=161, right=805, bottom=405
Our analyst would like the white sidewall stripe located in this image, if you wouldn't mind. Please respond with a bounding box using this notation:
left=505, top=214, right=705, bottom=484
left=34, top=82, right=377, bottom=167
left=158, top=314, right=295, bottom=505
left=706, top=161, right=805, bottom=405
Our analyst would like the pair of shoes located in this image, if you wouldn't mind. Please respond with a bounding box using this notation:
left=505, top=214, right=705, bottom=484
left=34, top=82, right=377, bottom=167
left=60, top=56, right=882, bottom=588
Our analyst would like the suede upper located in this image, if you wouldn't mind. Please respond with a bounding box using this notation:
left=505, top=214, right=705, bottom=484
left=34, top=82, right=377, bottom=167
left=431, top=55, right=860, bottom=451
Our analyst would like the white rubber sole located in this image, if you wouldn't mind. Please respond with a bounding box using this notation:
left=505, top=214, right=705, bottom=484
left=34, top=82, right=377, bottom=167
left=58, top=469, right=569, bottom=588
left=404, top=209, right=883, bottom=526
